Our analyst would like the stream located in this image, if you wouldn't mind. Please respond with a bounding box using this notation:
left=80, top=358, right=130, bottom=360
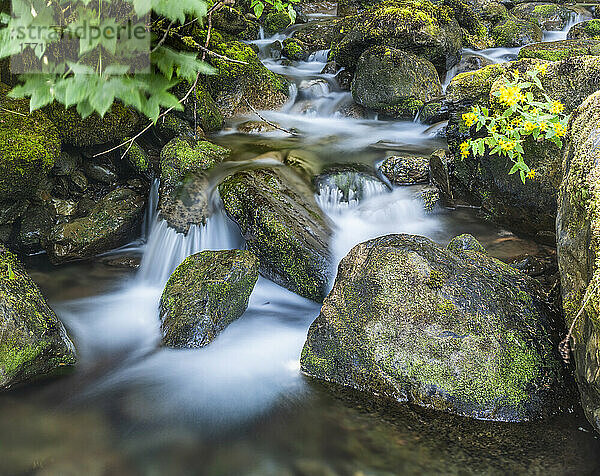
left=2, top=11, right=600, bottom=476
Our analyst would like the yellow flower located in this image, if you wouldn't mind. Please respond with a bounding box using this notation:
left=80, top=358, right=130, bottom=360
left=527, top=169, right=536, bottom=180
left=524, top=121, right=536, bottom=132
left=460, top=141, right=470, bottom=158
left=462, top=112, right=478, bottom=127
left=550, top=101, right=564, bottom=114
left=499, top=139, right=516, bottom=152
left=512, top=117, right=522, bottom=126
left=530, top=107, right=538, bottom=115
left=498, top=85, right=524, bottom=107
left=489, top=124, right=497, bottom=133
left=553, top=122, right=566, bottom=137
left=537, top=64, right=548, bottom=76
left=539, top=121, right=548, bottom=132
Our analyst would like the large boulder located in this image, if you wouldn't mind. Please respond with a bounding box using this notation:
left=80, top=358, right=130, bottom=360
left=512, top=3, right=577, bottom=31
left=44, top=186, right=146, bottom=263
left=160, top=250, right=259, bottom=348
left=219, top=165, right=333, bottom=302
left=567, top=19, right=600, bottom=40
left=379, top=154, right=430, bottom=185
left=0, top=245, right=76, bottom=389
left=446, top=56, right=600, bottom=241
left=301, top=234, right=565, bottom=421
left=351, top=46, right=442, bottom=119
left=159, top=137, right=230, bottom=233
left=331, top=0, right=463, bottom=74
left=556, top=91, right=600, bottom=434
left=491, top=17, right=543, bottom=47
left=518, top=39, right=600, bottom=61
left=44, top=102, right=142, bottom=147
left=292, top=18, right=340, bottom=52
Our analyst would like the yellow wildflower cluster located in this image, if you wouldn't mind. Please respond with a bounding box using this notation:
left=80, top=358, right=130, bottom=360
left=537, top=64, right=548, bottom=76
left=524, top=121, right=536, bottom=132
left=527, top=169, right=536, bottom=179
left=539, top=121, right=548, bottom=132
left=498, top=85, right=525, bottom=106
left=499, top=139, right=516, bottom=152
left=550, top=101, right=565, bottom=114
left=460, top=141, right=470, bottom=158
left=462, top=112, right=478, bottom=127
left=553, top=122, right=566, bottom=137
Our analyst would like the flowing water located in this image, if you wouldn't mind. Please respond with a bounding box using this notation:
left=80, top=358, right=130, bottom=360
left=2, top=12, right=600, bottom=476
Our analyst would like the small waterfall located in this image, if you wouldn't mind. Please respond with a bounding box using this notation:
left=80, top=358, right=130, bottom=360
left=316, top=172, right=389, bottom=214
left=137, top=185, right=243, bottom=287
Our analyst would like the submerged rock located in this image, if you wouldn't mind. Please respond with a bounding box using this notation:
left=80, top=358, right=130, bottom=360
left=301, top=234, right=565, bottom=421
left=0, top=245, right=76, bottom=389
left=556, top=91, right=600, bottom=435
left=44, top=187, right=145, bottom=263
left=159, top=137, right=230, bottom=233
left=160, top=250, right=258, bottom=348
left=351, top=46, right=442, bottom=119
left=446, top=56, right=600, bottom=240
left=219, top=165, right=332, bottom=302
left=379, top=155, right=429, bottom=185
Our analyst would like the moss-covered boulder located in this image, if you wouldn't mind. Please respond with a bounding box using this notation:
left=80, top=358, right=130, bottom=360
left=379, top=154, right=429, bottom=184
left=337, top=0, right=383, bottom=16
left=301, top=234, right=566, bottom=421
left=44, top=187, right=145, bottom=263
left=0, top=245, right=76, bottom=389
left=567, top=19, right=600, bottom=40
left=175, top=80, right=224, bottom=133
left=158, top=137, right=229, bottom=234
left=213, top=6, right=260, bottom=39
left=518, top=39, right=600, bottom=61
left=154, top=113, right=197, bottom=144
left=446, top=56, right=600, bottom=240
left=332, top=0, right=463, bottom=73
left=292, top=18, right=340, bottom=53
left=219, top=165, right=332, bottom=301
left=205, top=39, right=290, bottom=117
left=491, top=17, right=543, bottom=47
left=263, top=10, right=294, bottom=35
left=160, top=250, right=259, bottom=348
left=351, top=46, right=442, bottom=119
left=282, top=38, right=310, bottom=61
left=556, top=91, right=600, bottom=435
left=512, top=3, right=575, bottom=31
left=44, top=102, right=142, bottom=147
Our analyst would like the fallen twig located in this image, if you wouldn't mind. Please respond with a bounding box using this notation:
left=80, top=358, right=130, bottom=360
left=243, top=98, right=297, bottom=136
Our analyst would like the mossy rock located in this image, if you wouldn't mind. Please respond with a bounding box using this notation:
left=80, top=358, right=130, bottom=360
left=44, top=187, right=146, bottom=263
left=567, top=19, right=600, bottom=40
left=331, top=0, right=463, bottom=73
left=379, top=154, right=429, bottom=184
left=292, top=18, right=340, bottom=52
left=556, top=90, right=600, bottom=436
left=203, top=38, right=290, bottom=117
left=512, top=3, right=574, bottom=31
left=337, top=0, right=383, bottom=16
left=0, top=83, right=60, bottom=203
left=447, top=233, right=488, bottom=254
left=518, top=39, right=600, bottom=61
left=160, top=250, right=259, bottom=348
left=159, top=137, right=230, bottom=233
left=351, top=46, right=442, bottom=119
left=124, top=140, right=149, bottom=173
left=491, top=17, right=543, bottom=47
left=213, top=6, right=260, bottom=39
left=300, top=234, right=566, bottom=421
left=219, top=165, right=333, bottom=301
left=263, top=10, right=293, bottom=35
left=0, top=245, right=76, bottom=389
left=446, top=56, right=600, bottom=240
left=173, top=80, right=224, bottom=133
left=44, top=101, right=142, bottom=147
left=282, top=38, right=310, bottom=61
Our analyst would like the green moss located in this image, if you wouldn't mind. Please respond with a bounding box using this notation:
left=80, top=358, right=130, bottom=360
left=425, top=269, right=447, bottom=289
left=518, top=39, right=600, bottom=61
left=491, top=18, right=542, bottom=48
left=263, top=10, right=293, bottom=36
left=193, top=81, right=224, bottom=132
left=125, top=140, right=149, bottom=173
left=282, top=38, right=307, bottom=61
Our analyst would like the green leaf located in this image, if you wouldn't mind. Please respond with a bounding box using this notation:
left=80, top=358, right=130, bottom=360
left=253, top=1, right=265, bottom=17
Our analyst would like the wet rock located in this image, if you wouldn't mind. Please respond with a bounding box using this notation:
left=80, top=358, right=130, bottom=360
left=17, top=204, right=55, bottom=254
left=282, top=38, right=310, bottom=61
left=160, top=250, right=259, bottom=348
left=292, top=18, right=339, bottom=53
left=213, top=6, right=259, bottom=39
left=263, top=10, right=294, bottom=35
left=173, top=80, right=224, bottom=133
left=219, top=165, right=333, bottom=301
left=315, top=170, right=388, bottom=209
left=69, top=170, right=88, bottom=192
left=491, top=17, right=543, bottom=47
left=158, top=137, right=230, bottom=234
left=101, top=255, right=141, bottom=269
left=298, top=79, right=330, bottom=97
left=332, top=0, right=463, bottom=73
left=379, top=155, right=429, bottom=185
left=237, top=121, right=279, bottom=134
left=301, top=234, right=566, bottom=421
left=518, top=39, right=600, bottom=61
left=284, top=149, right=323, bottom=182
left=82, top=162, right=119, bottom=185
left=52, top=151, right=79, bottom=176
left=446, top=56, right=600, bottom=239
left=512, top=3, right=576, bottom=31
left=124, top=140, right=150, bottom=174
left=44, top=102, right=142, bottom=147
left=335, top=101, right=370, bottom=119
left=447, top=233, right=488, bottom=254
left=448, top=54, right=493, bottom=79
left=44, top=187, right=146, bottom=264
left=567, top=19, right=600, bottom=40
left=154, top=113, right=196, bottom=144
left=0, top=245, right=76, bottom=389
left=351, top=46, right=442, bottom=120
left=556, top=90, right=600, bottom=435
left=428, top=149, right=453, bottom=201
